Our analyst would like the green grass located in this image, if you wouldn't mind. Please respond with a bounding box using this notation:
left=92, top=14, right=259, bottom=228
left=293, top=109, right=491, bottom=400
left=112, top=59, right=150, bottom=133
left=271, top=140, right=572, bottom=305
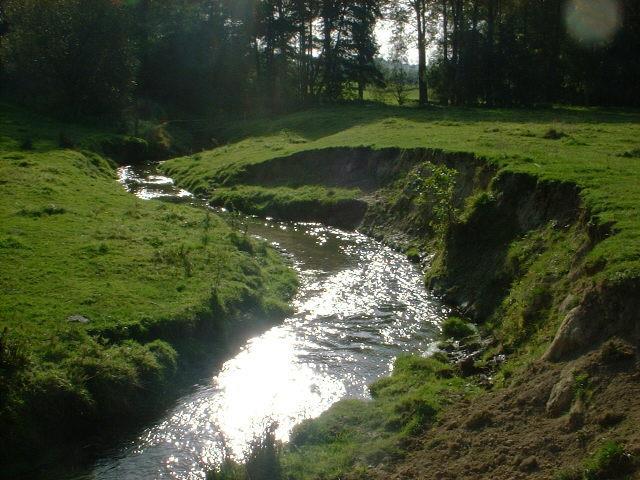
left=162, top=104, right=640, bottom=285
left=555, top=441, right=637, bottom=480
left=210, top=185, right=364, bottom=228
left=282, top=356, right=478, bottom=479
left=0, top=104, right=297, bottom=465
left=441, top=316, right=475, bottom=340
left=211, top=185, right=360, bottom=213
left=0, top=150, right=295, bottom=342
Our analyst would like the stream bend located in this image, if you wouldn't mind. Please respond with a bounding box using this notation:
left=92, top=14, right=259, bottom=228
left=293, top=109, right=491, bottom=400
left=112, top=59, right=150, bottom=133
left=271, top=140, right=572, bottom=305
left=89, top=165, right=446, bottom=479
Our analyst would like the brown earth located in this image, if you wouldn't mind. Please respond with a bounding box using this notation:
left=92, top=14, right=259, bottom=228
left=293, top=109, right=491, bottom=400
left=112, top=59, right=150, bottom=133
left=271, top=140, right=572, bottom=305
left=363, top=339, right=640, bottom=480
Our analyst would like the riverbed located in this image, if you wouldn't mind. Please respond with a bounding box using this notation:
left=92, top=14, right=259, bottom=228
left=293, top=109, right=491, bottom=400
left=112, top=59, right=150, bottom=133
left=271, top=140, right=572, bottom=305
left=84, top=164, right=447, bottom=479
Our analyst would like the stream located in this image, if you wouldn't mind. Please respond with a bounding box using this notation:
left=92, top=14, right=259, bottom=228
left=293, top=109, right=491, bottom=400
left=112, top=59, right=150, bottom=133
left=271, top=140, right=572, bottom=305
left=83, top=164, right=447, bottom=479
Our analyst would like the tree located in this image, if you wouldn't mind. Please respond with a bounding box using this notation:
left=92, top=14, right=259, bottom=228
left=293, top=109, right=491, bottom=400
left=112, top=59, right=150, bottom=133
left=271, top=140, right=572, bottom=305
left=346, top=0, right=384, bottom=100
left=0, top=0, right=8, bottom=84
left=2, top=0, right=135, bottom=116
left=388, top=18, right=411, bottom=105
left=388, top=0, right=437, bottom=107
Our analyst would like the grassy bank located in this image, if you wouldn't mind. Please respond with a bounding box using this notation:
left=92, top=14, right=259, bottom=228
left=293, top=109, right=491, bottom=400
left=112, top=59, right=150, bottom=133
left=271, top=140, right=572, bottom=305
left=211, top=185, right=365, bottom=228
left=163, top=103, right=640, bottom=479
left=163, top=104, right=640, bottom=284
left=0, top=105, right=297, bottom=475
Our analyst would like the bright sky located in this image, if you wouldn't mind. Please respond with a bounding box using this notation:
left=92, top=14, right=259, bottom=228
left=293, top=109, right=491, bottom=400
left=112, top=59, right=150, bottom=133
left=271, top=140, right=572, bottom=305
left=376, top=20, right=424, bottom=65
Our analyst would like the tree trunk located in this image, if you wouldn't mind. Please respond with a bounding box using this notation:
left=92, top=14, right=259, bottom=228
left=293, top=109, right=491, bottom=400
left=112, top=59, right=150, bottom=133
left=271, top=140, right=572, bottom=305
left=486, top=0, right=496, bottom=106
left=469, top=0, right=479, bottom=104
left=415, top=1, right=428, bottom=106
left=452, top=0, right=463, bottom=104
left=442, top=0, right=448, bottom=63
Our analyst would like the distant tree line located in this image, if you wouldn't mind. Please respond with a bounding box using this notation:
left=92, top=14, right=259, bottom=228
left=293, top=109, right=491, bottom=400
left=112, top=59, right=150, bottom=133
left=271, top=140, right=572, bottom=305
left=427, top=0, right=640, bottom=106
left=0, top=0, right=638, bottom=119
left=0, top=0, right=384, bottom=117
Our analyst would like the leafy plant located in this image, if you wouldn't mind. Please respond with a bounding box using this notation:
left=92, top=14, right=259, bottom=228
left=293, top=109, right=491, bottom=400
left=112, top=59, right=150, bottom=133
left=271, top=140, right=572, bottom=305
left=406, top=163, right=458, bottom=235
left=207, top=424, right=282, bottom=480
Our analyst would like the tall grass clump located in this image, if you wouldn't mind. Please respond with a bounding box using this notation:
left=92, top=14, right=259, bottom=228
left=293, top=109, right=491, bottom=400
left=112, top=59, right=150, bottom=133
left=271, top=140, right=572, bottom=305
left=207, top=424, right=282, bottom=480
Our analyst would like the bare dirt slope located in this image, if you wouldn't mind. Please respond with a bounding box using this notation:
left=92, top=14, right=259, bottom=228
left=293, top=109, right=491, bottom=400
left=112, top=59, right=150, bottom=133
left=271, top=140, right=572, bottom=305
left=364, top=340, right=640, bottom=480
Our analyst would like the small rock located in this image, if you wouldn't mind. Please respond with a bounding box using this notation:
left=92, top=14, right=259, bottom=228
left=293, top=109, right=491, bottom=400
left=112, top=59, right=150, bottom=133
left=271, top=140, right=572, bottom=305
left=488, top=354, right=507, bottom=368
left=465, top=410, right=493, bottom=430
left=543, top=306, right=589, bottom=362
left=596, top=411, right=625, bottom=428
left=565, top=398, right=586, bottom=432
left=559, top=294, right=577, bottom=314
left=67, top=314, right=90, bottom=324
left=566, top=410, right=584, bottom=432
left=519, top=456, right=539, bottom=472
left=546, top=368, right=575, bottom=417
left=457, top=356, right=477, bottom=377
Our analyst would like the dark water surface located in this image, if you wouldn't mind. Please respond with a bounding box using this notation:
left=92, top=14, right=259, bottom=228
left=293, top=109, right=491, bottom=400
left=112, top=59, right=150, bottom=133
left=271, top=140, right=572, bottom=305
left=80, top=165, right=447, bottom=479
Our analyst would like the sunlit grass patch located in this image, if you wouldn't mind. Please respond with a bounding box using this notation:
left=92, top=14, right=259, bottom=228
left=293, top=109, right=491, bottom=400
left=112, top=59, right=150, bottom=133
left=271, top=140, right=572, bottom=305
left=282, top=356, right=479, bottom=479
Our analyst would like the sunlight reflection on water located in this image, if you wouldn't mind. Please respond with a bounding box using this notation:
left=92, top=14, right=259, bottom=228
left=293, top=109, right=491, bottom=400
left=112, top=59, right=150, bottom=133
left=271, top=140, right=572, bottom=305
left=94, top=166, right=447, bottom=479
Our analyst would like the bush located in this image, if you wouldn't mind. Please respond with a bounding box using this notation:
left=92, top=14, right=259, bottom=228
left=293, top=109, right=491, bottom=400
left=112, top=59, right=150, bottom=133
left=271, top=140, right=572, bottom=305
left=59, top=132, right=75, bottom=148
left=442, top=316, right=475, bottom=340
left=20, top=138, right=33, bottom=150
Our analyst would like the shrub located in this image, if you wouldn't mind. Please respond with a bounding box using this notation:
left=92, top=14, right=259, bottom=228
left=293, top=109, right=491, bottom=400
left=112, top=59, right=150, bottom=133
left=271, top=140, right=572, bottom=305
left=245, top=424, right=282, bottom=480
left=442, top=316, right=475, bottom=340
left=59, top=132, right=75, bottom=149
left=573, top=372, right=592, bottom=402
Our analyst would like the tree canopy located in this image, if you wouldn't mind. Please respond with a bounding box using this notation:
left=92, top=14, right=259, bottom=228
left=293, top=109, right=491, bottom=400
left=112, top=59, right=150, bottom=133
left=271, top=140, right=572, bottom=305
left=0, top=0, right=638, bottom=118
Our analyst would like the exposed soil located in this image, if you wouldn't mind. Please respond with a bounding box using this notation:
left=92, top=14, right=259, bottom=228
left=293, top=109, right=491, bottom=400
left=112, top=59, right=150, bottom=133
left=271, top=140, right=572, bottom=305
left=363, top=339, right=640, bottom=480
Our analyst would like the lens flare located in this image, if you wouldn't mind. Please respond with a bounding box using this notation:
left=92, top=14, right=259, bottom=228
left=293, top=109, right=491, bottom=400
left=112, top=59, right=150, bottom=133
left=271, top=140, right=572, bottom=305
left=565, top=0, right=622, bottom=45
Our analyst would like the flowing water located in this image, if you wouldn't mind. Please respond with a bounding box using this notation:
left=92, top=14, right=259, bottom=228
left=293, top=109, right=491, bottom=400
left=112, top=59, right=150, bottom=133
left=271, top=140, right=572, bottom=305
left=86, top=164, right=447, bottom=479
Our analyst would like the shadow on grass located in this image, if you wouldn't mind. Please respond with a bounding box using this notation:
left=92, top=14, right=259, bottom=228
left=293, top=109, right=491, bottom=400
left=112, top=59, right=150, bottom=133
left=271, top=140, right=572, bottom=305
left=215, top=101, right=640, bottom=145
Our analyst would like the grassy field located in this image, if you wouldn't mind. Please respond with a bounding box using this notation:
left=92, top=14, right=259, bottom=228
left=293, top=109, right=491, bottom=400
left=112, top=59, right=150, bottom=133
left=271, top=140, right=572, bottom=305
left=163, top=104, right=640, bottom=285
left=0, top=104, right=297, bottom=468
